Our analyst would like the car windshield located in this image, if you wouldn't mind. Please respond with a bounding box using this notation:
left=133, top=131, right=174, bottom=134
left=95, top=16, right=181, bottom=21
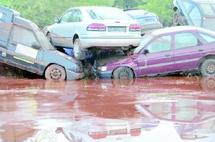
left=134, top=34, right=153, bottom=53
left=198, top=3, right=215, bottom=17
left=88, top=8, right=132, bottom=20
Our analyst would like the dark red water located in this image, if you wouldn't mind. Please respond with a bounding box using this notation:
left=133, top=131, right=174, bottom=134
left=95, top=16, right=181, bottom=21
left=0, top=76, right=215, bottom=142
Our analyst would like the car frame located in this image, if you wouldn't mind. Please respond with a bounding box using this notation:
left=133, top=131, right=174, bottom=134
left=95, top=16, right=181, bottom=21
left=95, top=26, right=215, bottom=79
left=44, top=6, right=142, bottom=60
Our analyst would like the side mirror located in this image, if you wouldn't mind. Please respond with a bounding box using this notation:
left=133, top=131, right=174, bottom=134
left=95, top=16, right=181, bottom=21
left=32, top=43, right=41, bottom=49
left=54, top=17, right=60, bottom=23
left=143, top=49, right=149, bottom=55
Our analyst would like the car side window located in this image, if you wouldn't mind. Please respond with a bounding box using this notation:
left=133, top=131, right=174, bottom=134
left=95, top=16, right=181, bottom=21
left=200, top=33, right=215, bottom=43
left=12, top=26, right=39, bottom=47
left=175, top=33, right=200, bottom=49
left=61, top=10, right=82, bottom=23
left=147, top=35, right=171, bottom=53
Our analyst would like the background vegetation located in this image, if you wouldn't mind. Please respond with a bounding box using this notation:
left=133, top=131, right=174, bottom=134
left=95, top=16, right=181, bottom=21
left=0, top=0, right=173, bottom=27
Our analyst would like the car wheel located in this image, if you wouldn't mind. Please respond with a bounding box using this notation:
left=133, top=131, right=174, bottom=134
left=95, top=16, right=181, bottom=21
left=200, top=58, right=215, bottom=77
left=45, top=64, right=66, bottom=81
left=113, top=67, right=134, bottom=79
left=73, top=38, right=85, bottom=60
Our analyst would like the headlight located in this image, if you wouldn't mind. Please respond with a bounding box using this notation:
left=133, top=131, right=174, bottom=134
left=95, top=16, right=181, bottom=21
left=98, top=66, right=107, bottom=71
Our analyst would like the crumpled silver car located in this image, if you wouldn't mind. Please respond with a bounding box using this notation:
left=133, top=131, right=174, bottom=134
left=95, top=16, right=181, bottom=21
left=44, top=6, right=142, bottom=60
left=173, top=0, right=215, bottom=31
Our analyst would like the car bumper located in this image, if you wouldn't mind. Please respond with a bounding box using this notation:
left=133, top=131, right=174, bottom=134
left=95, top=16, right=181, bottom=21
left=66, top=70, right=84, bottom=80
left=80, top=36, right=142, bottom=49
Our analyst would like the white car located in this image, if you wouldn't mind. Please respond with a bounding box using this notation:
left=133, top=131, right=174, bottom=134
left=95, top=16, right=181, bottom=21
left=44, top=6, right=142, bottom=60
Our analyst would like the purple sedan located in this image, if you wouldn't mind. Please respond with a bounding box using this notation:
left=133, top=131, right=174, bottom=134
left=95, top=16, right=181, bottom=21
left=96, top=26, right=215, bottom=79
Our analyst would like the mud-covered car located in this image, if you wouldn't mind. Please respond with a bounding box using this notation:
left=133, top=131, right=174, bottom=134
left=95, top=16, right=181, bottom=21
left=0, top=6, right=84, bottom=81
left=44, top=6, right=142, bottom=60
left=125, top=9, right=163, bottom=36
left=96, top=26, right=215, bottom=79
left=173, top=0, right=215, bottom=31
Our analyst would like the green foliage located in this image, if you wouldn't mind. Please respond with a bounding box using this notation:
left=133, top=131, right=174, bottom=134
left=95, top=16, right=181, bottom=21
left=0, top=0, right=173, bottom=27
left=139, top=0, right=173, bottom=26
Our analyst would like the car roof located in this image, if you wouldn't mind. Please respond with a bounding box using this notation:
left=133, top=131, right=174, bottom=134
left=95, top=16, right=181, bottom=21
left=151, top=26, right=215, bottom=36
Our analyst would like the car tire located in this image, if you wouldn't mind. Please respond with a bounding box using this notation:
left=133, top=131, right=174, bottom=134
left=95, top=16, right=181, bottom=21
left=200, top=58, right=215, bottom=77
left=113, top=67, right=134, bottom=79
left=45, top=64, right=66, bottom=81
left=73, top=38, right=85, bottom=60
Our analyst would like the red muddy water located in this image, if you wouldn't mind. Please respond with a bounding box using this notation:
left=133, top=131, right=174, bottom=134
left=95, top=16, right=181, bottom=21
left=0, top=76, right=215, bottom=142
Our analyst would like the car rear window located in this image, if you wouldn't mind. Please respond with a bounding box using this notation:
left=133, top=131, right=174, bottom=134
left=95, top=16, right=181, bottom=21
left=87, top=8, right=131, bottom=20
left=200, top=33, right=215, bottom=43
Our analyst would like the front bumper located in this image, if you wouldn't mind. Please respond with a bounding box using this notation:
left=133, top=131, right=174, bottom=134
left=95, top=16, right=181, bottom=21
left=66, top=70, right=84, bottom=80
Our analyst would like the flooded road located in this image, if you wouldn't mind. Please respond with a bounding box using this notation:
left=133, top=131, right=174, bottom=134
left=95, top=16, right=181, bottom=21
left=0, top=77, right=215, bottom=142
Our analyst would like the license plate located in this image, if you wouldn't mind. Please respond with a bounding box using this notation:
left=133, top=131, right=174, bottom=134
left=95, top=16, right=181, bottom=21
left=109, top=128, right=128, bottom=135
left=108, top=26, right=126, bottom=32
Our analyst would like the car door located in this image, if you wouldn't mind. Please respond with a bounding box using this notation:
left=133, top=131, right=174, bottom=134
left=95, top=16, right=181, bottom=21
left=172, top=32, right=205, bottom=71
left=50, top=9, right=83, bottom=47
left=7, top=25, right=42, bottom=73
left=136, top=34, right=174, bottom=76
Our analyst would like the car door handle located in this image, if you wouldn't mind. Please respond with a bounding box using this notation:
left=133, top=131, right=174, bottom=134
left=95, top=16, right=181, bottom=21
left=198, top=49, right=203, bottom=52
left=165, top=55, right=171, bottom=57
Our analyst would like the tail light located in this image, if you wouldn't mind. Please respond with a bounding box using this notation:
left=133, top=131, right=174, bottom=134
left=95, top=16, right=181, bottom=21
left=129, top=24, right=141, bottom=32
left=87, top=23, right=106, bottom=31
left=88, top=131, right=108, bottom=139
left=130, top=128, right=141, bottom=136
